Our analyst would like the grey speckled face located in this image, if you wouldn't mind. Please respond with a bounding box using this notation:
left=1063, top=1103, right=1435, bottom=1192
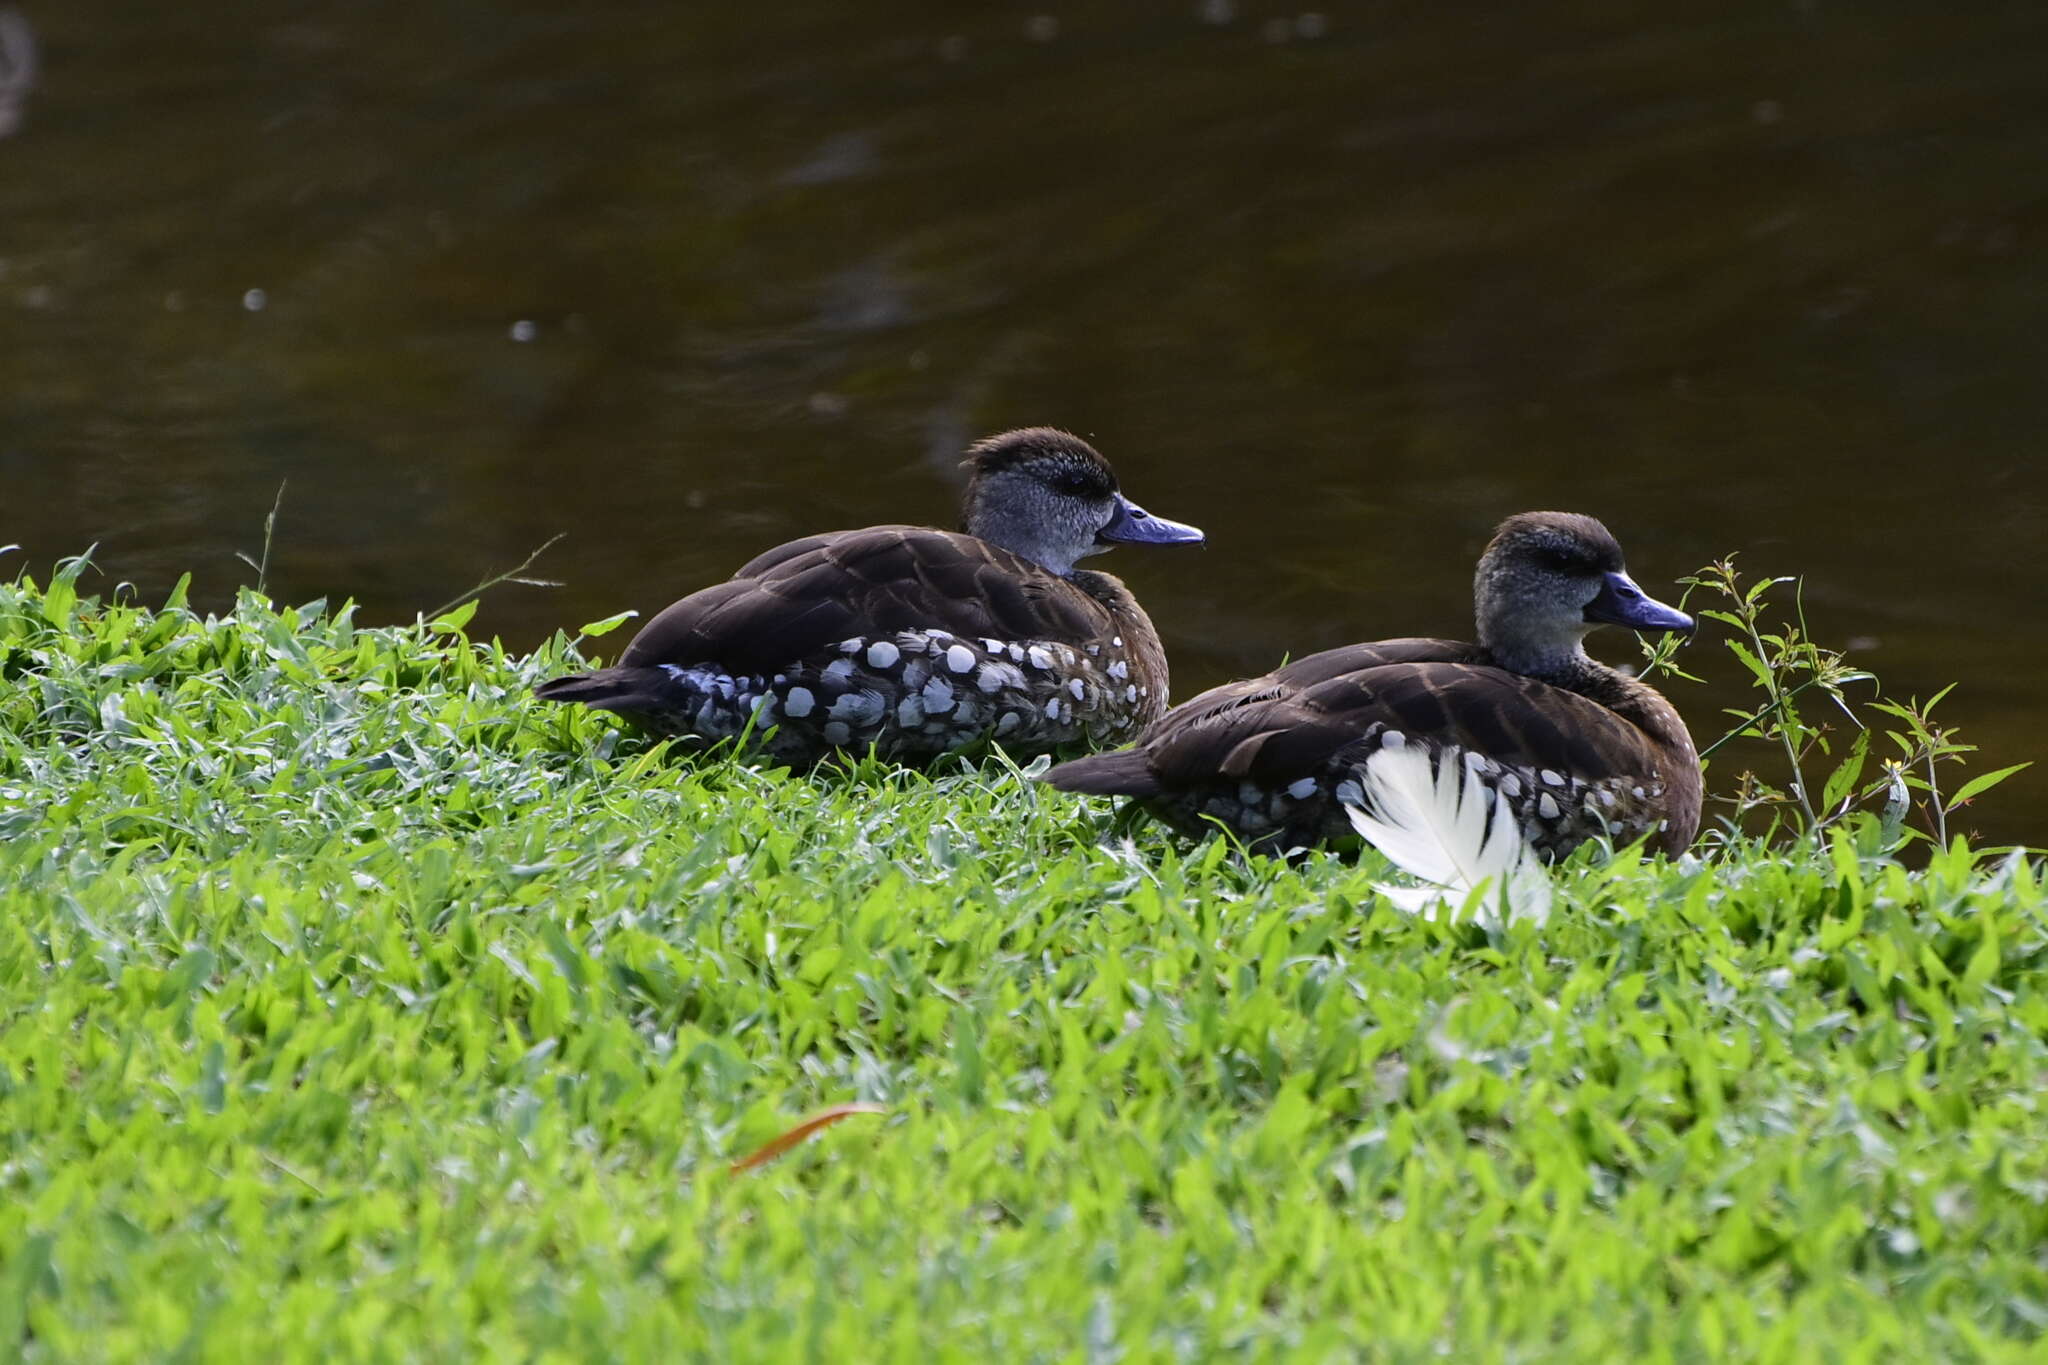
left=1474, top=512, right=1684, bottom=672
left=963, top=438, right=1202, bottom=574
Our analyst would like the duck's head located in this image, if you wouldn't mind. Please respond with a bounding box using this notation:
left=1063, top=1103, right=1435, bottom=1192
left=959, top=428, right=1204, bottom=575
left=1474, top=511, right=1693, bottom=677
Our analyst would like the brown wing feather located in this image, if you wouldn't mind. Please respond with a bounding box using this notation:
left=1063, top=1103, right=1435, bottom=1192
left=1045, top=641, right=1474, bottom=794
left=619, top=527, right=1112, bottom=675
left=1062, top=641, right=1659, bottom=794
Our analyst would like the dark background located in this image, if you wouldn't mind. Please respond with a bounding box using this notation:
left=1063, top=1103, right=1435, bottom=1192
left=4, top=1, right=2044, bottom=839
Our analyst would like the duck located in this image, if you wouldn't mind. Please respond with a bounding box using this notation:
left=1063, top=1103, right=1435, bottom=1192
left=535, top=428, right=1204, bottom=765
left=1041, top=511, right=1701, bottom=858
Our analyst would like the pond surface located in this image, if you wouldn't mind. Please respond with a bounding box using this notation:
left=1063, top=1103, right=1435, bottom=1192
left=5, top=0, right=2045, bottom=840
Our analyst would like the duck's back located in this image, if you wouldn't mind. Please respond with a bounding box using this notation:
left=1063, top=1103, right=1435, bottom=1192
left=1046, top=640, right=1695, bottom=855
left=540, top=525, right=1169, bottom=764
left=621, top=526, right=1113, bottom=675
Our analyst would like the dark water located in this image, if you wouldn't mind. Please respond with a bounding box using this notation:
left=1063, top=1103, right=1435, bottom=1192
left=5, top=1, right=2046, bottom=840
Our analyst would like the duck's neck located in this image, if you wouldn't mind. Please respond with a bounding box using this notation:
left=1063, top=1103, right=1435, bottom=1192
left=976, top=532, right=1077, bottom=577
left=1484, top=634, right=1592, bottom=687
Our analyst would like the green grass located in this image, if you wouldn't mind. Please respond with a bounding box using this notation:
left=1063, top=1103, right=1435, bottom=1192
left=4, top=564, right=2047, bottom=1363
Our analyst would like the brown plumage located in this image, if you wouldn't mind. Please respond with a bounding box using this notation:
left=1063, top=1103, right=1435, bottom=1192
left=535, top=429, right=1204, bottom=765
left=1043, top=512, right=1702, bottom=857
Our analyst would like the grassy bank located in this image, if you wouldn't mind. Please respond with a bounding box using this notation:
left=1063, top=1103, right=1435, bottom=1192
left=3, top=566, right=2046, bottom=1362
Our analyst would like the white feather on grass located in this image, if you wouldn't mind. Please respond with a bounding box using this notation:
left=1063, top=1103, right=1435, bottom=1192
left=1342, top=743, right=1553, bottom=928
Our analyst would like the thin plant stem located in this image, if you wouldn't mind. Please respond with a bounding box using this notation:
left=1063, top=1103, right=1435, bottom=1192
left=424, top=533, right=567, bottom=621
left=1927, top=749, right=1947, bottom=846
left=1698, top=676, right=1832, bottom=762
left=1741, top=612, right=1817, bottom=830
left=233, top=480, right=288, bottom=595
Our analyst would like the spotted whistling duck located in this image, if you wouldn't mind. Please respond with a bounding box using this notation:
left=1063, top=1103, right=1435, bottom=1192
left=536, top=428, right=1204, bottom=764
left=1043, top=511, right=1700, bottom=857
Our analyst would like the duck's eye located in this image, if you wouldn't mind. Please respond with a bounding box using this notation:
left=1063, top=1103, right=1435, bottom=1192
left=1052, top=471, right=1098, bottom=496
left=1541, top=550, right=1592, bottom=574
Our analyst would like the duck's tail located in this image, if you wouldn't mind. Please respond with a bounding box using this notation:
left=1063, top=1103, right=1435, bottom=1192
left=1342, top=744, right=1552, bottom=928
left=533, top=666, right=679, bottom=716
left=1038, top=749, right=1162, bottom=797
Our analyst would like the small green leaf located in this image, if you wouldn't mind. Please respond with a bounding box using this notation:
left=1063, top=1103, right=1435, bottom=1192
left=198, top=1041, right=227, bottom=1114
left=1820, top=731, right=1869, bottom=815
left=1945, top=762, right=2032, bottom=813
left=579, top=610, right=640, bottom=638
left=432, top=599, right=480, bottom=633
left=1724, top=640, right=1773, bottom=688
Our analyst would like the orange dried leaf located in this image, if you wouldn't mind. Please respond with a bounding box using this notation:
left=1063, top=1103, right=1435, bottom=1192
left=729, top=1103, right=887, bottom=1174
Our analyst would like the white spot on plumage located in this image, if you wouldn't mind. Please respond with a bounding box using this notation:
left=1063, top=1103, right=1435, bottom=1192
left=977, top=662, right=1025, bottom=694
left=1085, top=644, right=1100, bottom=656
left=1540, top=769, right=1566, bottom=787
left=896, top=696, right=924, bottom=727
left=981, top=638, right=1004, bottom=653
left=901, top=660, right=930, bottom=691
left=1286, top=778, right=1318, bottom=800
left=838, top=638, right=863, bottom=654
left=996, top=710, right=1021, bottom=734
left=1537, top=792, right=1560, bottom=820
left=1596, top=788, right=1616, bottom=807
left=1381, top=730, right=1407, bottom=749
left=1632, top=786, right=1646, bottom=799
left=823, top=720, right=851, bottom=745
left=1112, top=636, right=1123, bottom=648
left=1006, top=643, right=1025, bottom=662
left=928, top=629, right=952, bottom=640
left=1499, top=772, right=1523, bottom=798
left=822, top=658, right=856, bottom=686
left=1107, top=659, right=1128, bottom=680
left=866, top=640, right=900, bottom=669
left=784, top=687, right=816, bottom=718
left=1027, top=645, right=1054, bottom=671
left=922, top=676, right=956, bottom=714
left=1067, top=678, right=1085, bottom=701
left=945, top=644, right=976, bottom=674
left=1125, top=684, right=1138, bottom=702
left=1044, top=697, right=1063, bottom=723
left=830, top=690, right=884, bottom=724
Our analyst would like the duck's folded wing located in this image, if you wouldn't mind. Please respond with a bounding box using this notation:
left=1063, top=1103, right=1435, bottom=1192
left=619, top=527, right=1110, bottom=675
left=1048, top=647, right=1657, bottom=796
left=1043, top=641, right=1469, bottom=795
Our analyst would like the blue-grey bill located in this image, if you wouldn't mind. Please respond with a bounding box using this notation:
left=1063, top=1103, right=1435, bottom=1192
left=1097, top=494, right=1205, bottom=547
left=1585, top=570, right=1693, bottom=633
